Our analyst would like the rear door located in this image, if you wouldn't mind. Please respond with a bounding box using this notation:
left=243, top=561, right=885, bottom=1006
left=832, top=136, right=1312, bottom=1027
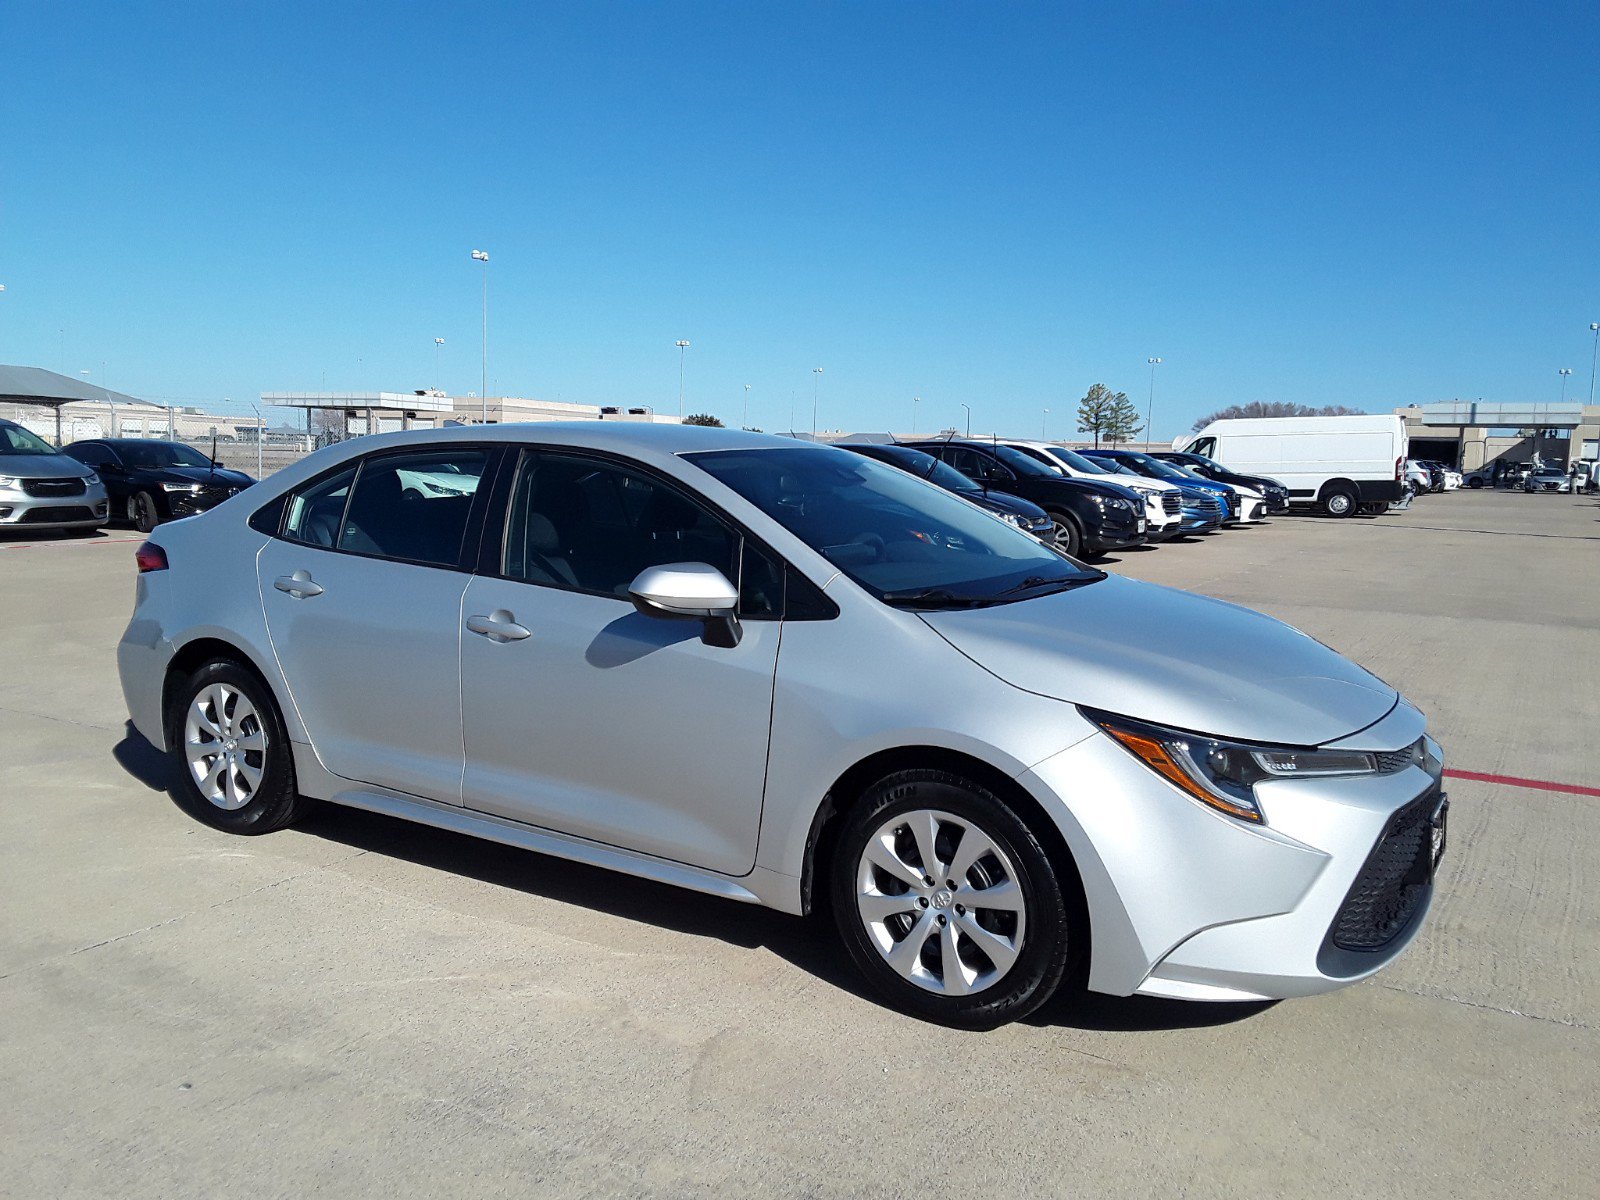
left=256, top=445, right=496, bottom=804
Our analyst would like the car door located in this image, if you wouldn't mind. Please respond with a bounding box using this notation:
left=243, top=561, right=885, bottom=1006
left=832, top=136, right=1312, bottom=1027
left=256, top=445, right=496, bottom=804
left=458, top=448, right=782, bottom=876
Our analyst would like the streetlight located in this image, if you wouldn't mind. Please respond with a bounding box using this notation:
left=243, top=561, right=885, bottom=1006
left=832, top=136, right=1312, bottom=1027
left=1558, top=367, right=1573, bottom=403
left=1146, top=357, right=1163, bottom=447
left=675, top=340, right=691, bottom=419
left=960, top=402, right=971, bottom=437
left=811, top=367, right=823, bottom=438
left=1588, top=323, right=1599, bottom=408
left=471, top=250, right=489, bottom=423
left=743, top=383, right=751, bottom=429
left=1042, top=408, right=1050, bottom=439
left=912, top=396, right=920, bottom=435
left=433, top=337, right=445, bottom=391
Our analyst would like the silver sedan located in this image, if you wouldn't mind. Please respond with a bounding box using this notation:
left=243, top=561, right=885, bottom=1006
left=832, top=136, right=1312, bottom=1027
left=117, top=424, right=1446, bottom=1027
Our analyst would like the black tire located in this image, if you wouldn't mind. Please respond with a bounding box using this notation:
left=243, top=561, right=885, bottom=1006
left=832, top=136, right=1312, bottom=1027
left=166, top=659, right=312, bottom=835
left=1322, top=485, right=1358, bottom=518
left=830, top=769, right=1077, bottom=1029
left=129, top=491, right=160, bottom=533
left=1047, top=511, right=1083, bottom=558
left=1467, top=478, right=1483, bottom=489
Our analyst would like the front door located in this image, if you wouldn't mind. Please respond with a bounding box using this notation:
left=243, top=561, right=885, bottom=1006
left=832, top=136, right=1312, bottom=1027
left=459, top=450, right=781, bottom=876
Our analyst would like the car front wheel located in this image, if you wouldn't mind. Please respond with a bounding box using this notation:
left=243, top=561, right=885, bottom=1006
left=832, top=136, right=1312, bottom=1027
left=1047, top=512, right=1083, bottom=557
left=831, top=770, right=1075, bottom=1028
left=1322, top=485, right=1358, bottom=517
left=167, top=659, right=311, bottom=834
left=129, top=491, right=160, bottom=533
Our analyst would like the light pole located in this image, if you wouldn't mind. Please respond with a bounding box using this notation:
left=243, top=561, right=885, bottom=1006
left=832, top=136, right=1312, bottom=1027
left=248, top=401, right=264, bottom=479
left=1146, top=357, right=1163, bottom=447
left=471, top=250, right=490, bottom=423
left=743, top=383, right=751, bottom=429
left=434, top=337, right=445, bottom=391
left=1559, top=367, right=1573, bottom=403
left=811, top=367, right=823, bottom=438
left=1588, top=323, right=1599, bottom=408
left=1042, top=408, right=1050, bottom=439
left=960, top=402, right=971, bottom=437
left=912, top=396, right=920, bottom=434
left=675, top=340, right=691, bottom=419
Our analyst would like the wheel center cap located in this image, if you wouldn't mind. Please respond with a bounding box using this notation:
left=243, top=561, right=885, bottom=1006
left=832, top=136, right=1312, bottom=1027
left=224, top=738, right=237, bottom=751
left=930, top=889, right=954, bottom=909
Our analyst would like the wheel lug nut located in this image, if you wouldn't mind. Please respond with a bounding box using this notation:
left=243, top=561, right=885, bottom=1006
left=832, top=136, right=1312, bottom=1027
left=956, top=905, right=965, bottom=914
left=937, top=915, right=947, bottom=925
left=923, top=875, right=934, bottom=886
left=918, top=898, right=928, bottom=908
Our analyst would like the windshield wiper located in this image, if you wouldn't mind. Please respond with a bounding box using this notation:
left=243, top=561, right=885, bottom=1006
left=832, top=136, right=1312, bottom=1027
left=880, top=587, right=990, bottom=609
left=996, top=572, right=1106, bottom=598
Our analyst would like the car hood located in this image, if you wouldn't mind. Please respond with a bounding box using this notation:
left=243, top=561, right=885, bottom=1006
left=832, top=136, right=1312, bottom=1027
left=920, top=575, right=1396, bottom=745
left=965, top=490, right=1047, bottom=520
left=0, top=453, right=96, bottom=481
left=145, top=465, right=254, bottom=486
left=1039, top=476, right=1144, bottom=504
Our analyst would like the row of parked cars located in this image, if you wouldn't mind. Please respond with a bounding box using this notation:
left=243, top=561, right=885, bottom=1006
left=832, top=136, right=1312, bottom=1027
left=0, top=418, right=256, bottom=534
left=840, top=438, right=1289, bottom=557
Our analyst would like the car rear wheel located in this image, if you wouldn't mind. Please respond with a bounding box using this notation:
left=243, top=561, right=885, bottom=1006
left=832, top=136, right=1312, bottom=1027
left=129, top=491, right=160, bottom=533
left=167, top=659, right=311, bottom=834
left=1322, top=485, right=1358, bottom=517
left=831, top=769, right=1075, bottom=1028
left=1047, top=512, right=1082, bottom=557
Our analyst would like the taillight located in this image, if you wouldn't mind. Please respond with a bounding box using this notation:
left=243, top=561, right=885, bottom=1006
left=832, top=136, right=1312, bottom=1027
left=1395, top=456, right=1404, bottom=481
left=135, top=541, right=168, bottom=573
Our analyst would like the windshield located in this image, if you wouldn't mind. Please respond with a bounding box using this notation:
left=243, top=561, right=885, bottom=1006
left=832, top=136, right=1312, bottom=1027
left=854, top=446, right=983, bottom=494
left=120, top=442, right=214, bottom=469
left=0, top=424, right=60, bottom=456
left=985, top=444, right=1057, bottom=477
left=687, top=447, right=1101, bottom=606
left=1042, top=445, right=1117, bottom=475
left=1098, top=451, right=1196, bottom=484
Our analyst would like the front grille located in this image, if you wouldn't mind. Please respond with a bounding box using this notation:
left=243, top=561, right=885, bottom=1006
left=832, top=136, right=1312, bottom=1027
left=22, top=477, right=87, bottom=498
left=20, top=505, right=95, bottom=524
left=1331, top=791, right=1438, bottom=951
left=1161, top=493, right=1181, bottom=515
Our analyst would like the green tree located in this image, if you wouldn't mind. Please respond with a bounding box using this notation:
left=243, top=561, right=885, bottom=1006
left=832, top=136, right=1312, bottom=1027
left=1076, top=383, right=1140, bottom=447
left=683, top=413, right=724, bottom=427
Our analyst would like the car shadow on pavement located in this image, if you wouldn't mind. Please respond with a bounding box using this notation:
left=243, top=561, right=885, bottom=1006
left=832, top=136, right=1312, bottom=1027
left=112, top=722, right=1277, bottom=1035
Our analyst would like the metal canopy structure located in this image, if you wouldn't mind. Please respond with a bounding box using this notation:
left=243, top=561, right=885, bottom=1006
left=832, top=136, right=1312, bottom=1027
left=261, top=391, right=456, bottom=437
left=1412, top=401, right=1585, bottom=428
left=0, top=364, right=144, bottom=445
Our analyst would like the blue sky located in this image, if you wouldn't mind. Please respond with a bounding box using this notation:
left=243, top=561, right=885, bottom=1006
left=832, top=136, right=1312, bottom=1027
left=3, top=2, right=1597, bottom=439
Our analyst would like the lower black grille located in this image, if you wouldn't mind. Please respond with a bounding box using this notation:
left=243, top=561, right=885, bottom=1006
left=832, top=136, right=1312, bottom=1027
left=22, top=477, right=87, bottom=497
left=1331, top=792, right=1439, bottom=950
left=20, top=505, right=95, bottom=524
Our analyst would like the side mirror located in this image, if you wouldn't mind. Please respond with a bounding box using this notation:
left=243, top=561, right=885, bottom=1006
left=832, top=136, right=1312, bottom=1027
left=628, top=562, right=742, bottom=648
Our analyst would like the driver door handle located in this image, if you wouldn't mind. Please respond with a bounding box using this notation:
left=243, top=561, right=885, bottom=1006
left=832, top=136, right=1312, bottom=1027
left=466, top=609, right=532, bottom=642
left=273, top=570, right=324, bottom=599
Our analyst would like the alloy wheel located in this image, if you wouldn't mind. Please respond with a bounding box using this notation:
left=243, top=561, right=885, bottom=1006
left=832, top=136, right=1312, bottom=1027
left=854, top=809, right=1028, bottom=997
left=184, top=682, right=269, bottom=810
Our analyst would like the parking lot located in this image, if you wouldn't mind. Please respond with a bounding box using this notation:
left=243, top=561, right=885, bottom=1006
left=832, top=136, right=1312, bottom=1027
left=2, top=489, right=1596, bottom=1199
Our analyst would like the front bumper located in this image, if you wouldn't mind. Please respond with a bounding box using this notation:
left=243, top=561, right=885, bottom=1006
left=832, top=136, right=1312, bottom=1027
left=162, top=483, right=252, bottom=517
left=0, top=481, right=110, bottom=528
left=1019, top=711, right=1443, bottom=1001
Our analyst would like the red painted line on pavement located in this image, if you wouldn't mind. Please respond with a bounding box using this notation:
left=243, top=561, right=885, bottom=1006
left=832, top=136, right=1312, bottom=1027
left=1444, top=768, right=1600, bottom=799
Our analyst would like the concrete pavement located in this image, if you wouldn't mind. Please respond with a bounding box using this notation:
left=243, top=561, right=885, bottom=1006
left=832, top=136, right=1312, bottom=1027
left=2, top=489, right=1596, bottom=1199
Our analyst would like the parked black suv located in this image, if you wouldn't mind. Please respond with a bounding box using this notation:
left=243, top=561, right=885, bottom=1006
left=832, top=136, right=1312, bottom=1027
left=902, top=439, right=1146, bottom=557
left=839, top=443, right=1055, bottom=541
left=1151, top=450, right=1291, bottom=514
left=63, top=439, right=256, bottom=532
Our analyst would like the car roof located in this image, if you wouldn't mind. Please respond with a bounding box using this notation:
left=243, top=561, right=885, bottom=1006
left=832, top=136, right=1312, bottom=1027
left=310, top=421, right=809, bottom=457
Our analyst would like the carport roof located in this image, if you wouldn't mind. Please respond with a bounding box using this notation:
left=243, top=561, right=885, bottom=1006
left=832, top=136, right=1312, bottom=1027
left=0, top=364, right=142, bottom=407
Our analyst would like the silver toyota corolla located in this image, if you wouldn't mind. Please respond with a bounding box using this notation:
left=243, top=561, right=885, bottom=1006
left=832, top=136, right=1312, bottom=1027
left=117, top=424, right=1447, bottom=1027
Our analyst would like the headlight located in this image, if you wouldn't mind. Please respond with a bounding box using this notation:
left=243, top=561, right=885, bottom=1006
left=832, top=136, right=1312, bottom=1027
left=160, top=482, right=203, bottom=493
left=82, top=471, right=101, bottom=485
left=1085, top=709, right=1392, bottom=824
left=999, top=511, right=1027, bottom=527
left=0, top=475, right=21, bottom=489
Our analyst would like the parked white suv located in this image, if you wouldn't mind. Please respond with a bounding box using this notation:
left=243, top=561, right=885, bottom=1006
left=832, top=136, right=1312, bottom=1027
left=1004, top=441, right=1184, bottom=539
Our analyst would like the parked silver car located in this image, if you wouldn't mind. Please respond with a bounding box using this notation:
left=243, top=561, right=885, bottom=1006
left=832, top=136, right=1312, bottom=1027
left=0, top=418, right=110, bottom=532
left=118, top=425, right=1447, bottom=1027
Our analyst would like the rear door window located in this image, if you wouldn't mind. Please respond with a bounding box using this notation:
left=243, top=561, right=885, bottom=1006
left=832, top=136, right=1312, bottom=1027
left=337, top=449, right=490, bottom=566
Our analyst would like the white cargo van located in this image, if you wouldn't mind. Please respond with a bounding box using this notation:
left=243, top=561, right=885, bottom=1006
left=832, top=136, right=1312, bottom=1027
left=1175, top=414, right=1407, bottom=517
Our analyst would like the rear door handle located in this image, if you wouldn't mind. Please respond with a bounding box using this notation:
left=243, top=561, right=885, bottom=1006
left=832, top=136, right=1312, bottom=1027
left=466, top=609, right=531, bottom=642
left=273, top=570, right=324, bottom=599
